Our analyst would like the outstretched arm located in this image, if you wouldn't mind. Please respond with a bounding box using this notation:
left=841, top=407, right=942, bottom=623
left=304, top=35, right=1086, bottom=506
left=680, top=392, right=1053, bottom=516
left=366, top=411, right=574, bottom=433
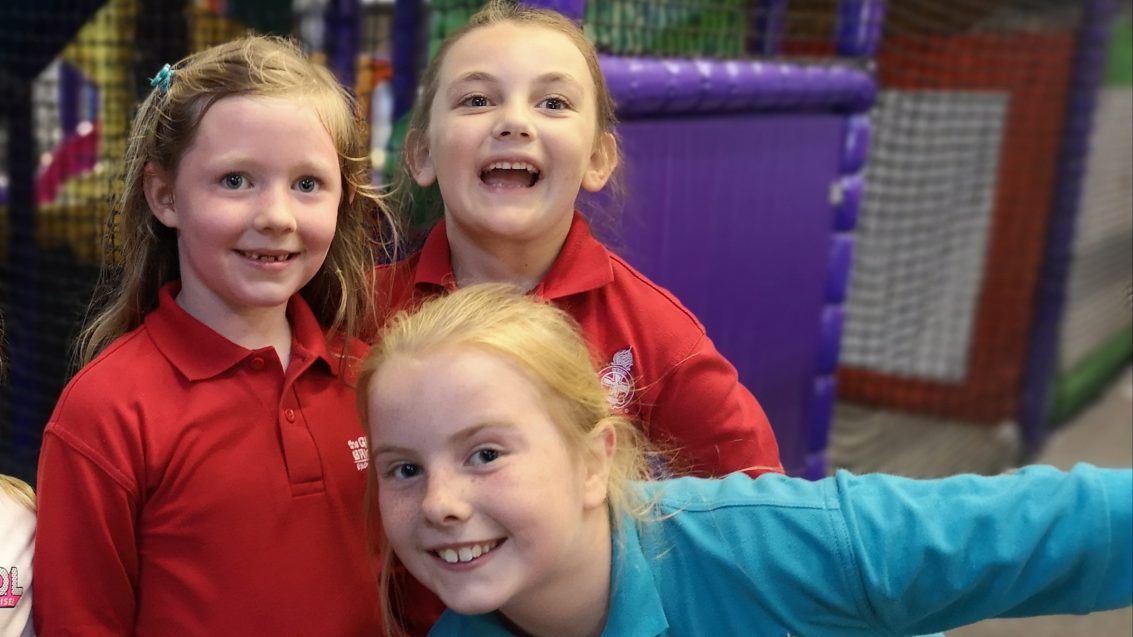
left=835, top=463, right=1132, bottom=633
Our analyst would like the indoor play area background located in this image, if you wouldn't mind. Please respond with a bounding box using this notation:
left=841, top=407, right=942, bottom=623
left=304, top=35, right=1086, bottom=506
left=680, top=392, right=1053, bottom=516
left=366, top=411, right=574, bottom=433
left=1, top=0, right=1130, bottom=488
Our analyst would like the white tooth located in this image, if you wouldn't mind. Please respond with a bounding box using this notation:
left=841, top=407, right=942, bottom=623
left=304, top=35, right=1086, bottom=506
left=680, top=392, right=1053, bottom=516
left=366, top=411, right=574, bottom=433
left=486, top=161, right=537, bottom=173
left=440, top=549, right=458, bottom=564
left=458, top=547, right=474, bottom=562
left=470, top=544, right=483, bottom=558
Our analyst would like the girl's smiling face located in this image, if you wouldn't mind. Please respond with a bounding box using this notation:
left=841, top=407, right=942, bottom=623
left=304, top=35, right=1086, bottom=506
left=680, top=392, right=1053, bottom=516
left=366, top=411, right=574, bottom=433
left=368, top=346, right=612, bottom=625
left=145, top=95, right=341, bottom=328
left=409, top=22, right=617, bottom=251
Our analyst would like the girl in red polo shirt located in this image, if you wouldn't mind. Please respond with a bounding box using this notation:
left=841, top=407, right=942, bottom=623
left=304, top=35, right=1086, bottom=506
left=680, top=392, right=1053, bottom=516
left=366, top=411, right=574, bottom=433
left=378, top=0, right=781, bottom=481
left=35, top=36, right=388, bottom=636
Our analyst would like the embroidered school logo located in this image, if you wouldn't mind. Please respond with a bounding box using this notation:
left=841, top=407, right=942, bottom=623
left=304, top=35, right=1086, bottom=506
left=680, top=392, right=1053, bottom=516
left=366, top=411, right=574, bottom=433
left=347, top=436, right=369, bottom=471
left=0, top=566, right=24, bottom=608
left=599, top=347, right=635, bottom=410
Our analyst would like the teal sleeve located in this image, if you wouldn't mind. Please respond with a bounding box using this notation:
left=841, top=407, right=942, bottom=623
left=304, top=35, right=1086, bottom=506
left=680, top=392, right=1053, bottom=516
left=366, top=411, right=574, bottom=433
left=832, top=463, right=1133, bottom=634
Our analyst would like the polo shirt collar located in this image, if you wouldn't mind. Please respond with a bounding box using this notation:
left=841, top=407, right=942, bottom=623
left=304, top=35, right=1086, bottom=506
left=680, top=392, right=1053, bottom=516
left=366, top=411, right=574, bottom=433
left=145, top=281, right=336, bottom=381
left=413, top=217, right=459, bottom=291
left=414, top=212, right=614, bottom=300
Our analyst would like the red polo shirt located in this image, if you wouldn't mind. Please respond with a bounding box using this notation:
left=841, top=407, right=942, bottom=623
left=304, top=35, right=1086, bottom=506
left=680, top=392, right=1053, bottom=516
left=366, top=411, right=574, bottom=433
left=379, top=213, right=782, bottom=478
left=35, top=283, right=380, bottom=636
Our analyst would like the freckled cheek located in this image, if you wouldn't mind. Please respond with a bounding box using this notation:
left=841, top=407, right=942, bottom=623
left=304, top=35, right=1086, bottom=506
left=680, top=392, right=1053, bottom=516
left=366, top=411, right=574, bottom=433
left=379, top=492, right=418, bottom=540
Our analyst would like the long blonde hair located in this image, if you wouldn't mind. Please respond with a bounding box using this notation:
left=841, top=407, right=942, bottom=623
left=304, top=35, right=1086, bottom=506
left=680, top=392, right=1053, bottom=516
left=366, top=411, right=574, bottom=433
left=357, top=283, right=651, bottom=636
left=79, top=35, right=394, bottom=366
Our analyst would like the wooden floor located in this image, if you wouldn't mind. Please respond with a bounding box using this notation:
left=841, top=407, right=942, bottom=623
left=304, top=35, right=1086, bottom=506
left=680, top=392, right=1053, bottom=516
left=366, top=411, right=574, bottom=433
left=826, top=366, right=1133, bottom=636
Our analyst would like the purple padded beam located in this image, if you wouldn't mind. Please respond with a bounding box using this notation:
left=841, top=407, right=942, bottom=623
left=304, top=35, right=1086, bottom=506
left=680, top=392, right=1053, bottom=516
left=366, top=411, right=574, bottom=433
left=601, top=56, right=875, bottom=116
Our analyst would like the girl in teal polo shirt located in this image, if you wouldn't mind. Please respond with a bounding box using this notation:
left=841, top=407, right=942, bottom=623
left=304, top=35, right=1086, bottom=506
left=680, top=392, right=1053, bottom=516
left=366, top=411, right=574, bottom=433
left=358, top=284, right=1131, bottom=637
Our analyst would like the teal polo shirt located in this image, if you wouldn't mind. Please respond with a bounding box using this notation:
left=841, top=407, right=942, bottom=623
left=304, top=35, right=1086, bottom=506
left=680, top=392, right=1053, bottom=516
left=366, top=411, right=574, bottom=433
left=430, top=465, right=1132, bottom=636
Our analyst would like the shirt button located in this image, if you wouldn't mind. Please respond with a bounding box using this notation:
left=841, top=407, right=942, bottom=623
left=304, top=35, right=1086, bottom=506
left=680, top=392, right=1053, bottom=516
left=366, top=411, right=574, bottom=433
left=249, top=357, right=265, bottom=370
left=284, top=409, right=296, bottom=422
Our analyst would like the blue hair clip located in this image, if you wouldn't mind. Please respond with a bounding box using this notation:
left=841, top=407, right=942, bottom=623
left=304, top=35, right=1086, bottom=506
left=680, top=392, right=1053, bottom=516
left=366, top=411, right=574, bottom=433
left=150, top=63, right=174, bottom=94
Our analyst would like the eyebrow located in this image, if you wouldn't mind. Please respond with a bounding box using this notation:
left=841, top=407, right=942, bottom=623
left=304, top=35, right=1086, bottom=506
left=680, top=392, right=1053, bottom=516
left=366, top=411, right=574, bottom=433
left=204, top=152, right=338, bottom=175
left=371, top=422, right=519, bottom=458
left=448, top=71, right=586, bottom=94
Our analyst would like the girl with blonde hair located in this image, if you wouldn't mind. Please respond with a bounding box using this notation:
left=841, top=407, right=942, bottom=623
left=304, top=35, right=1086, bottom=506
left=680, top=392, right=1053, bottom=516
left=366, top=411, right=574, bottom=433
left=360, top=284, right=1131, bottom=637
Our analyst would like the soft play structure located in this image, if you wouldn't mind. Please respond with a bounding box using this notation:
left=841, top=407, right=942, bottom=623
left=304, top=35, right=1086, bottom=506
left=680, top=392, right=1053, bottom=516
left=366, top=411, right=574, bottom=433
left=831, top=0, right=1128, bottom=471
left=1, top=0, right=1127, bottom=485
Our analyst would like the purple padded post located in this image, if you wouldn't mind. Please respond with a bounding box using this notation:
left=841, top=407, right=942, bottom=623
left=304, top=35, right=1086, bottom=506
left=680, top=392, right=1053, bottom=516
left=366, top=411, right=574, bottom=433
left=818, top=306, right=845, bottom=375
left=1018, top=0, right=1118, bottom=451
left=325, top=0, right=359, bottom=88
left=825, top=234, right=855, bottom=304
left=836, top=0, right=886, bottom=58
left=833, top=174, right=863, bottom=231
left=754, top=0, right=789, bottom=56
left=392, top=0, right=425, bottom=120
left=808, top=377, right=836, bottom=455
left=841, top=113, right=871, bottom=173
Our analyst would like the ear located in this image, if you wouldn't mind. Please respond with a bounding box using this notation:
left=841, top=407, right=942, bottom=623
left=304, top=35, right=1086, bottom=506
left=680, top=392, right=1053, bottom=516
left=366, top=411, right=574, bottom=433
left=405, top=128, right=437, bottom=187
left=581, top=419, right=617, bottom=509
left=581, top=131, right=618, bottom=193
left=144, top=162, right=178, bottom=228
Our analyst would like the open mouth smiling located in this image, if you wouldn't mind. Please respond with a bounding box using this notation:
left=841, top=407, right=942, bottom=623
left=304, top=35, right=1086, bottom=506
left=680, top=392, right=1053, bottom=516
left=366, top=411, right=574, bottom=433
left=431, top=539, right=504, bottom=564
left=237, top=250, right=297, bottom=263
left=480, top=161, right=541, bottom=188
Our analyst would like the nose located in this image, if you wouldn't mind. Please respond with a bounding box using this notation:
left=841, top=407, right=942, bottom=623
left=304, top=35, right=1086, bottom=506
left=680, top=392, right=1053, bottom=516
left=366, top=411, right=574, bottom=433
left=254, top=184, right=298, bottom=233
left=492, top=101, right=534, bottom=140
left=421, top=471, right=472, bottom=526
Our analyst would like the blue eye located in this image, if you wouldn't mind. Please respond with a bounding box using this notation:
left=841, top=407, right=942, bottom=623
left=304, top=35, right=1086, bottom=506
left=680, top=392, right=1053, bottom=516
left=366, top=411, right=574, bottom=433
left=295, top=177, right=318, bottom=193
left=469, top=448, right=500, bottom=466
left=388, top=463, right=421, bottom=480
left=461, top=94, right=490, bottom=108
left=541, top=96, right=570, bottom=110
left=222, top=174, right=245, bottom=189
